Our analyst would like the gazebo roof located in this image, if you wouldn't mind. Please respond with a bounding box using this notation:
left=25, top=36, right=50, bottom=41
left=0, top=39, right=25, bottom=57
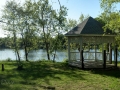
left=65, top=16, right=113, bottom=36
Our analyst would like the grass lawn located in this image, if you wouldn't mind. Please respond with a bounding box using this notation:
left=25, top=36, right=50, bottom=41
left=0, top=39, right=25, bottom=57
left=0, top=61, right=120, bottom=90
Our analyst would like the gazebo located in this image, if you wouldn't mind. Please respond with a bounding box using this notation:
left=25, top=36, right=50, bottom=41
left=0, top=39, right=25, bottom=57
left=65, top=17, right=117, bottom=69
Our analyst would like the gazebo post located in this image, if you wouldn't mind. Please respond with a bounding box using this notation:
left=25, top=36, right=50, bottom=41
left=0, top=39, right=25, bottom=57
left=102, top=43, right=103, bottom=61
left=109, top=43, right=112, bottom=64
left=114, top=44, right=116, bottom=66
left=115, top=47, right=118, bottom=67
left=81, top=50, right=84, bottom=69
left=95, top=44, right=97, bottom=61
left=103, top=50, right=106, bottom=69
left=80, top=37, right=83, bottom=61
left=68, top=38, right=70, bottom=63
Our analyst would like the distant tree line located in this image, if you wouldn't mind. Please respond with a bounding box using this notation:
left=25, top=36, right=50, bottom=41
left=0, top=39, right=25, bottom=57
left=0, top=34, right=67, bottom=49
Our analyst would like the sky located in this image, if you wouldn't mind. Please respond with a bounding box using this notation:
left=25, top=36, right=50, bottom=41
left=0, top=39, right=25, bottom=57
left=50, top=0, right=102, bottom=20
left=0, top=0, right=119, bottom=37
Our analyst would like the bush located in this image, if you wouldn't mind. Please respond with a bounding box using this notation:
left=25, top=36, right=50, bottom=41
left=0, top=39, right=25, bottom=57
left=62, top=59, right=68, bottom=63
left=6, top=58, right=12, bottom=61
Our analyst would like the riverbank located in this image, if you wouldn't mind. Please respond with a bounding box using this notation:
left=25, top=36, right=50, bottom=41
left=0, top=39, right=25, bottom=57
left=0, top=61, right=120, bottom=90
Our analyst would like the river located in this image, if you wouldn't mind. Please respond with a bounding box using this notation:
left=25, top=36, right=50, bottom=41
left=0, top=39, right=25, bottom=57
left=0, top=49, right=120, bottom=62
left=0, top=49, right=68, bottom=62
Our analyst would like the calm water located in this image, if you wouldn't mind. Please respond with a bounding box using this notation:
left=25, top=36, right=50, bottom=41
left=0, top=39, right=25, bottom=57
left=0, top=49, right=120, bottom=62
left=0, top=49, right=68, bottom=62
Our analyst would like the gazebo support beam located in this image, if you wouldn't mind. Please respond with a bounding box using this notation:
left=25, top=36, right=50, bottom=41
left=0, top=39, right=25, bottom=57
left=102, top=43, right=103, bottom=61
left=103, top=50, right=106, bottom=69
left=80, top=37, right=83, bottom=61
left=114, top=44, right=117, bottom=67
left=109, top=43, right=112, bottom=64
left=81, top=50, right=84, bottom=69
left=68, top=38, right=70, bottom=63
left=95, top=44, right=97, bottom=61
left=115, top=47, right=118, bottom=67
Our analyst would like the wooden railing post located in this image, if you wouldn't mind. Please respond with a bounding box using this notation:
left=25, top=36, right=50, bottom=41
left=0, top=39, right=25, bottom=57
left=103, top=50, right=106, bottom=69
left=81, top=50, right=84, bottom=69
left=115, top=47, right=117, bottom=67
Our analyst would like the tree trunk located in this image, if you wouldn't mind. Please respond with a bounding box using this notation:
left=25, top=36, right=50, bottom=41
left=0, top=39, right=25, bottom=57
left=41, top=11, right=50, bottom=60
left=53, top=50, right=56, bottom=62
left=16, top=50, right=21, bottom=62
left=42, top=22, right=50, bottom=60
left=24, top=45, right=28, bottom=61
left=46, top=43, right=50, bottom=60
left=13, top=28, right=21, bottom=62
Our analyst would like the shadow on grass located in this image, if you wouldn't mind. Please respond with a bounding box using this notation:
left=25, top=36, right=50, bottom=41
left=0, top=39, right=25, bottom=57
left=0, top=61, right=86, bottom=89
left=18, top=61, right=86, bottom=80
left=0, top=76, right=14, bottom=90
left=84, top=67, right=120, bottom=78
left=0, top=84, right=11, bottom=90
left=18, top=61, right=86, bottom=90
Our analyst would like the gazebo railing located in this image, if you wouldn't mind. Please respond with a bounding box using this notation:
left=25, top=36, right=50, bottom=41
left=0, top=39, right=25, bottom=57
left=69, top=51, right=110, bottom=62
left=70, top=52, right=80, bottom=62
left=83, top=52, right=95, bottom=60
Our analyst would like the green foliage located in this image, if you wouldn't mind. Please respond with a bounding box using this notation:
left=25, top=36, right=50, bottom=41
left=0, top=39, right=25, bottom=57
left=100, top=0, right=120, bottom=32
left=6, top=58, right=12, bottom=61
left=1, top=1, right=22, bottom=61
left=51, top=34, right=66, bottom=50
left=65, top=18, right=77, bottom=32
left=0, top=37, right=11, bottom=48
left=95, top=16, right=106, bottom=26
left=62, top=58, right=68, bottom=63
left=65, top=13, right=89, bottom=32
left=100, top=0, right=120, bottom=12
left=78, top=13, right=89, bottom=23
left=100, top=0, right=120, bottom=48
left=31, top=0, right=68, bottom=60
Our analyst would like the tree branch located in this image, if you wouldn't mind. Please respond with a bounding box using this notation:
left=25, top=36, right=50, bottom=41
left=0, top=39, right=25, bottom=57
left=58, top=0, right=61, bottom=9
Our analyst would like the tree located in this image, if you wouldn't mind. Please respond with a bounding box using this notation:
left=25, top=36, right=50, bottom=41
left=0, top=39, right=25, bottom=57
left=1, top=0, right=68, bottom=61
left=2, top=0, right=38, bottom=62
left=100, top=0, right=120, bottom=13
left=100, top=0, right=120, bottom=32
left=19, top=0, right=38, bottom=61
left=100, top=0, right=120, bottom=48
left=78, top=13, right=89, bottom=23
left=32, top=0, right=67, bottom=60
left=65, top=18, right=77, bottom=32
left=2, top=0, right=21, bottom=62
left=95, top=15, right=106, bottom=26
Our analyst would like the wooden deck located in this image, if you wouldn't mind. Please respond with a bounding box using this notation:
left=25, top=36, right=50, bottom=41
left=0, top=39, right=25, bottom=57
left=68, top=61, right=115, bottom=69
